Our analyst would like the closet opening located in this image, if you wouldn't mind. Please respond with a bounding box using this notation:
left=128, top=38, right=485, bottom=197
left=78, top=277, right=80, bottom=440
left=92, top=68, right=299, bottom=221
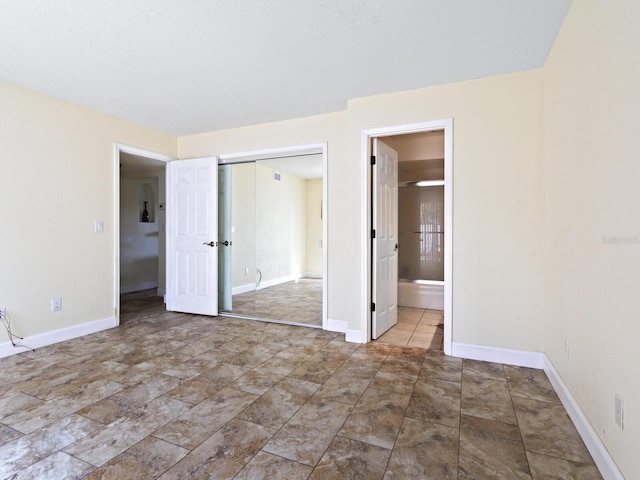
left=217, top=144, right=327, bottom=330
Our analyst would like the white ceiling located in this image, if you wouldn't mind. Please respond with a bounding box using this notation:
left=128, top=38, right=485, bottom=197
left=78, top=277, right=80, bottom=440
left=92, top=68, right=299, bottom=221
left=0, top=1, right=570, bottom=136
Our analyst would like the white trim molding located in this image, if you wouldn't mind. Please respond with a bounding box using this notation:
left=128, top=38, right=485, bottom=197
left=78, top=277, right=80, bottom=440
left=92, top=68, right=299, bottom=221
left=361, top=119, right=453, bottom=352
left=0, top=317, right=117, bottom=359
left=345, top=329, right=366, bottom=344
left=257, top=274, right=302, bottom=291
left=327, top=318, right=348, bottom=334
left=114, top=143, right=175, bottom=328
left=451, top=342, right=545, bottom=369
left=450, top=342, right=623, bottom=480
left=543, top=357, right=625, bottom=480
left=120, top=281, right=159, bottom=294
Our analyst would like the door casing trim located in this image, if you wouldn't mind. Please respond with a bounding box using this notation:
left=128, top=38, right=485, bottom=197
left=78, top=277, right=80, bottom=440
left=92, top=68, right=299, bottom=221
left=360, top=119, right=453, bottom=354
left=114, top=143, right=175, bottom=326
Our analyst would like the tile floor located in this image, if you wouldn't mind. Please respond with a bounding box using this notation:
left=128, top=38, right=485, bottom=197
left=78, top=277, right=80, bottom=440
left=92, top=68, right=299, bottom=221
left=376, top=307, right=444, bottom=349
left=224, top=278, right=323, bottom=327
left=0, top=296, right=602, bottom=479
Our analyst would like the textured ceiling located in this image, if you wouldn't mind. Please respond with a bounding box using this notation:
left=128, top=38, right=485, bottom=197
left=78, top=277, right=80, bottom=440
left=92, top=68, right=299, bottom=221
left=0, top=1, right=570, bottom=136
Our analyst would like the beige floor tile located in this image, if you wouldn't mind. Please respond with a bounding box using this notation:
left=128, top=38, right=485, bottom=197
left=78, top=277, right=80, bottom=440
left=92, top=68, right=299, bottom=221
left=384, top=417, right=458, bottom=480
left=235, top=451, right=313, bottom=480
left=152, top=387, right=258, bottom=449
left=263, top=397, right=352, bottom=466
left=406, top=376, right=461, bottom=428
left=310, top=436, right=391, bottom=480
left=159, top=419, right=275, bottom=480
left=526, top=451, right=603, bottom=479
left=512, top=396, right=594, bottom=464
left=339, top=387, right=411, bottom=449
left=83, top=436, right=189, bottom=480
left=461, top=374, right=517, bottom=425
left=458, top=414, right=531, bottom=479
left=0, top=293, right=603, bottom=479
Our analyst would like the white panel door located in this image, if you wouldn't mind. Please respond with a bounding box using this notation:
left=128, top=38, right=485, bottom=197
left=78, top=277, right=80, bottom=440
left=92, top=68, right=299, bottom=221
left=167, top=157, right=218, bottom=316
left=372, top=139, right=399, bottom=339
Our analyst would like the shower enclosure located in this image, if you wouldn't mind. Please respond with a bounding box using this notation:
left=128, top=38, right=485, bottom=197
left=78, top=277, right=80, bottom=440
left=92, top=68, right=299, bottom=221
left=398, top=181, right=445, bottom=309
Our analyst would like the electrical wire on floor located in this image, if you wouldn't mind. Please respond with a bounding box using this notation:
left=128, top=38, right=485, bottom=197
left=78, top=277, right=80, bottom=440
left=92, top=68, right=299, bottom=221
left=1, top=309, right=33, bottom=351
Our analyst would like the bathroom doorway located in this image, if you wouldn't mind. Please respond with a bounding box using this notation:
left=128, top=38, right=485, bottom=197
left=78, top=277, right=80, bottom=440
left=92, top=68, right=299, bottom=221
left=363, top=120, right=453, bottom=354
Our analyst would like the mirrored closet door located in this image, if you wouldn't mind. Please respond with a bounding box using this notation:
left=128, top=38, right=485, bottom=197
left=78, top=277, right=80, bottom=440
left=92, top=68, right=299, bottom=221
left=217, top=149, right=324, bottom=328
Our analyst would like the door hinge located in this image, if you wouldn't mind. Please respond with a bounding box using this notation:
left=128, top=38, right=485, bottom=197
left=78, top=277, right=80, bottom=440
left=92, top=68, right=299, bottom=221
left=371, top=229, right=376, bottom=239
left=371, top=155, right=376, bottom=165
left=371, top=302, right=376, bottom=312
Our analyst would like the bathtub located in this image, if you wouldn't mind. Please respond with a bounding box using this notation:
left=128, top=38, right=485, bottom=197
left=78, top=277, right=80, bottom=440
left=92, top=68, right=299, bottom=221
left=398, top=279, right=444, bottom=310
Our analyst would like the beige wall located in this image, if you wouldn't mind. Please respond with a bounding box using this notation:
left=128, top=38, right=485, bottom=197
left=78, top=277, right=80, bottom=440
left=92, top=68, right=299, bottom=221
left=255, top=163, right=306, bottom=283
left=119, top=177, right=159, bottom=290
left=0, top=80, right=176, bottom=341
left=348, top=71, right=546, bottom=349
left=178, top=112, right=348, bottom=323
left=2, top=4, right=635, bottom=472
left=543, top=1, right=640, bottom=477
left=178, top=73, right=545, bottom=347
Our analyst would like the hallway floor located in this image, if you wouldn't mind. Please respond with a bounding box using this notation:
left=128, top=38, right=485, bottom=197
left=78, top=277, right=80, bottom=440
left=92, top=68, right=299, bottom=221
left=376, top=307, right=444, bottom=350
left=0, top=297, right=602, bottom=479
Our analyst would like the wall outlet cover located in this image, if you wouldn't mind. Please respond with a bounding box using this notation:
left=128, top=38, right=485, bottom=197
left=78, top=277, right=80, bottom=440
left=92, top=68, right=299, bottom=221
left=615, top=394, right=624, bottom=429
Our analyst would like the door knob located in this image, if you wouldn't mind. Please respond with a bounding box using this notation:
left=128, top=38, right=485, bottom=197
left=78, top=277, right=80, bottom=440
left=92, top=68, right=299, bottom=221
left=203, top=241, right=216, bottom=247
left=394, top=243, right=399, bottom=251
left=221, top=240, right=230, bottom=246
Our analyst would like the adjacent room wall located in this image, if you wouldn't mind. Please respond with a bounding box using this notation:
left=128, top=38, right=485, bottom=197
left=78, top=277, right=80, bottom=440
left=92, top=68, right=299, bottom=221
left=0, top=79, right=176, bottom=344
left=543, top=1, right=640, bottom=477
left=119, top=177, right=160, bottom=293
left=255, top=163, right=306, bottom=285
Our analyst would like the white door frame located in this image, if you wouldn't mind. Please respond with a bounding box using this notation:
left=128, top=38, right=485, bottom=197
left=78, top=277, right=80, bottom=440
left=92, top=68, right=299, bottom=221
left=360, top=119, right=453, bottom=355
left=218, top=142, right=328, bottom=330
left=113, top=143, right=175, bottom=326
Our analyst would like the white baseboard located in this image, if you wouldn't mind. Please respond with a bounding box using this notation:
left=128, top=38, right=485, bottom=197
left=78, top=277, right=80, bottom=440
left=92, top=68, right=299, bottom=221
left=232, top=274, right=319, bottom=295
left=121, top=281, right=159, bottom=294
left=257, top=273, right=302, bottom=290
left=232, top=283, right=255, bottom=295
left=543, top=356, right=624, bottom=480
left=451, top=341, right=545, bottom=369
left=0, top=316, right=117, bottom=359
left=327, top=318, right=347, bottom=333
left=345, top=328, right=366, bottom=344
left=450, top=341, right=622, bottom=480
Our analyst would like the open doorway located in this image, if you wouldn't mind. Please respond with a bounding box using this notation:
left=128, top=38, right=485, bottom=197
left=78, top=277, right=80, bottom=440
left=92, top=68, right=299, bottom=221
left=115, top=145, right=173, bottom=325
left=361, top=120, right=453, bottom=354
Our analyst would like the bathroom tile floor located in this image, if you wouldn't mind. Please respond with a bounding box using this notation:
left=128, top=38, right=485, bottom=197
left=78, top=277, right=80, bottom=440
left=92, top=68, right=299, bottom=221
left=0, top=296, right=602, bottom=479
left=376, top=307, right=444, bottom=350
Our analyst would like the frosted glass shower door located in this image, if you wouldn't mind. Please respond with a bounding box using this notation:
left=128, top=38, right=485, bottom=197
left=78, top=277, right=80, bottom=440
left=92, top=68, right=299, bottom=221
left=398, top=185, right=444, bottom=281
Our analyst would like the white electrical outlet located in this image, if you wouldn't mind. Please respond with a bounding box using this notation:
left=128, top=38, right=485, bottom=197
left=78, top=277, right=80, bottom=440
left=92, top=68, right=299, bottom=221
left=615, top=394, right=624, bottom=429
left=245, top=267, right=249, bottom=275
left=564, top=339, right=570, bottom=359
left=51, top=297, right=62, bottom=312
